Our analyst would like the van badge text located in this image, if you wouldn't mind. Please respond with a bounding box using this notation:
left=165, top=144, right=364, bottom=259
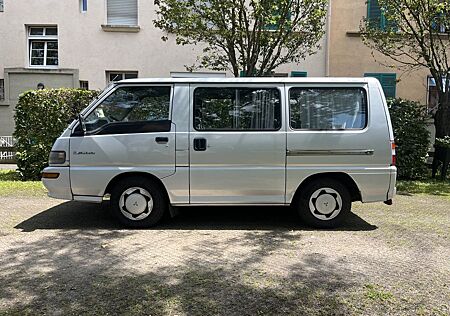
left=73, top=151, right=95, bottom=155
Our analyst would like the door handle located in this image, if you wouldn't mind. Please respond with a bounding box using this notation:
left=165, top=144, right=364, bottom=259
left=155, top=137, right=169, bottom=144
left=193, top=138, right=207, bottom=151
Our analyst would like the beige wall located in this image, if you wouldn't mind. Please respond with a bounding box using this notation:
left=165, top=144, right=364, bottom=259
left=329, top=0, right=430, bottom=104
left=0, top=0, right=329, bottom=90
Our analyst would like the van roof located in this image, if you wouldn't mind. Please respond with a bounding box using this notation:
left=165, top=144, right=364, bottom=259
left=118, top=77, right=376, bottom=84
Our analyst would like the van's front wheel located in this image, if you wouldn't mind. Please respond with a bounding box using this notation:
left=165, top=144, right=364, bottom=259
left=297, top=178, right=351, bottom=228
left=110, top=177, right=166, bottom=228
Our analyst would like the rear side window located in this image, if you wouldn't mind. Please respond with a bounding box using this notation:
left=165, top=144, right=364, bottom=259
left=194, top=87, right=281, bottom=131
left=289, top=88, right=367, bottom=130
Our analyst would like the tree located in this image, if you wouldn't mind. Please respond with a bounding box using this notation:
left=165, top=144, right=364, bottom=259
left=153, top=0, right=328, bottom=77
left=360, top=0, right=450, bottom=139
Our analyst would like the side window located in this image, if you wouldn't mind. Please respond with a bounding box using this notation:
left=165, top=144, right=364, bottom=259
left=289, top=88, right=367, bottom=130
left=84, top=86, right=171, bottom=133
left=194, top=87, right=281, bottom=131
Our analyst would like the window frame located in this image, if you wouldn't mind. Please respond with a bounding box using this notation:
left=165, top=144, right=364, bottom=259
left=288, top=86, right=369, bottom=131
left=106, top=0, right=138, bottom=26
left=79, top=80, right=89, bottom=90
left=80, top=0, right=87, bottom=12
left=192, top=85, right=283, bottom=132
left=106, top=71, right=138, bottom=84
left=0, top=79, right=4, bottom=101
left=73, top=83, right=174, bottom=137
left=28, top=26, right=58, bottom=68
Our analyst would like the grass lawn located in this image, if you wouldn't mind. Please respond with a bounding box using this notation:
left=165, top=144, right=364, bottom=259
left=397, top=179, right=450, bottom=199
left=0, top=169, right=46, bottom=197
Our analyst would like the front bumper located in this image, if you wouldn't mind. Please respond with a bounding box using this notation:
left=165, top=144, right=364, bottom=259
left=42, top=167, right=73, bottom=200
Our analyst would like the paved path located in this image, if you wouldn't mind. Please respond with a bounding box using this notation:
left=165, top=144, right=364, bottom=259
left=0, top=195, right=449, bottom=315
left=0, top=164, right=16, bottom=170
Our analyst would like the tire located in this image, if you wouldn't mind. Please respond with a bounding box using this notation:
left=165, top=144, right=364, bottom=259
left=297, top=178, right=351, bottom=228
left=110, top=176, right=167, bottom=228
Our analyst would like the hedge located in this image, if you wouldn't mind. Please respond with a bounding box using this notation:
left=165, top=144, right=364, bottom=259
left=388, top=98, right=430, bottom=180
left=14, top=89, right=99, bottom=180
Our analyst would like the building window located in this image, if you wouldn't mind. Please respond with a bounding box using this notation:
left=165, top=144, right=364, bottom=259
left=194, top=87, right=282, bottom=131
left=28, top=26, right=58, bottom=67
left=106, top=71, right=138, bottom=84
left=289, top=88, right=368, bottom=130
left=364, top=73, right=397, bottom=98
left=0, top=0, right=4, bottom=12
left=0, top=79, right=4, bottom=101
left=80, top=0, right=87, bottom=12
left=107, top=0, right=138, bottom=26
left=79, top=81, right=89, bottom=90
left=367, top=0, right=396, bottom=30
left=291, top=71, right=308, bottom=77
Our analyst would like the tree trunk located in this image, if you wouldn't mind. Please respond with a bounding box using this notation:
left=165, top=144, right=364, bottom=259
left=434, top=93, right=450, bottom=139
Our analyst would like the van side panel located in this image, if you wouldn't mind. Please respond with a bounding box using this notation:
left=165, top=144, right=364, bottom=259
left=285, top=82, right=392, bottom=203
left=160, top=83, right=190, bottom=204
left=69, top=84, right=176, bottom=197
left=188, top=83, right=286, bottom=204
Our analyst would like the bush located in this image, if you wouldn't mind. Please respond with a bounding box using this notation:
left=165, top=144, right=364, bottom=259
left=14, top=89, right=99, bottom=180
left=388, top=98, right=430, bottom=179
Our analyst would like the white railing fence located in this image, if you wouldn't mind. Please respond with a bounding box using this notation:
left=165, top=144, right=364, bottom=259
left=0, top=136, right=16, bottom=161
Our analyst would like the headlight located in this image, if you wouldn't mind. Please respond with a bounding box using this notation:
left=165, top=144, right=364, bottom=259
left=49, top=151, right=66, bottom=164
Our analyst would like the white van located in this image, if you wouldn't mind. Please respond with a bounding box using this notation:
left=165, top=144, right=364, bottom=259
left=42, top=78, right=396, bottom=228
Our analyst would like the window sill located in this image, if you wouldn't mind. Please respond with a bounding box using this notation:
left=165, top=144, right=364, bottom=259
left=101, top=25, right=140, bottom=33
left=0, top=101, right=9, bottom=106
left=27, top=66, right=59, bottom=69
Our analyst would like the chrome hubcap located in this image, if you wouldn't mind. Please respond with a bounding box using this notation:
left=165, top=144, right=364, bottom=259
left=309, top=188, right=342, bottom=221
left=119, top=187, right=153, bottom=221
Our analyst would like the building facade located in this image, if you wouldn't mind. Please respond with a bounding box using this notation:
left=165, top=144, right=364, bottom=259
left=328, top=0, right=437, bottom=108
left=0, top=0, right=330, bottom=136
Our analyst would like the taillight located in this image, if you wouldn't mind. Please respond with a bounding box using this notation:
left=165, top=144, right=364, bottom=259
left=391, top=142, right=396, bottom=166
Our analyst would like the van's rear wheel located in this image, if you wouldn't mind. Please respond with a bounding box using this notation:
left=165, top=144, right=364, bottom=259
left=297, top=178, right=350, bottom=228
left=110, top=177, right=166, bottom=228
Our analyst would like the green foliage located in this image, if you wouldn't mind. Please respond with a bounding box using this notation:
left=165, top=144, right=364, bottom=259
left=364, top=284, right=394, bottom=302
left=360, top=0, right=450, bottom=138
left=388, top=98, right=430, bottom=179
left=14, top=89, right=99, bottom=180
left=153, top=0, right=328, bottom=77
left=435, top=136, right=450, bottom=149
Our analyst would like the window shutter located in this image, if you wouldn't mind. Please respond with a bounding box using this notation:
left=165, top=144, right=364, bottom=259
left=367, top=0, right=385, bottom=29
left=364, top=73, right=397, bottom=98
left=107, top=0, right=138, bottom=26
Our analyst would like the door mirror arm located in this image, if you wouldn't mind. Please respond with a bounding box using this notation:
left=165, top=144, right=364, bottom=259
left=78, top=114, right=86, bottom=134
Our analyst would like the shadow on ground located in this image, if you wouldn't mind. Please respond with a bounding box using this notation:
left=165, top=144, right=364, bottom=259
left=4, top=211, right=361, bottom=315
left=15, top=201, right=377, bottom=232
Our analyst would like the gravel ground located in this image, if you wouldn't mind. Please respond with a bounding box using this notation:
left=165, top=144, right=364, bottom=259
left=0, top=194, right=449, bottom=315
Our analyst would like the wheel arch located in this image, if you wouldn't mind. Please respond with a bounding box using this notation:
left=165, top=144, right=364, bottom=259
left=104, top=172, right=170, bottom=202
left=290, top=172, right=361, bottom=206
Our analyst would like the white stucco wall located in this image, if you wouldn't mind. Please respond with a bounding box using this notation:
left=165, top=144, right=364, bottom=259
left=0, top=0, right=329, bottom=90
